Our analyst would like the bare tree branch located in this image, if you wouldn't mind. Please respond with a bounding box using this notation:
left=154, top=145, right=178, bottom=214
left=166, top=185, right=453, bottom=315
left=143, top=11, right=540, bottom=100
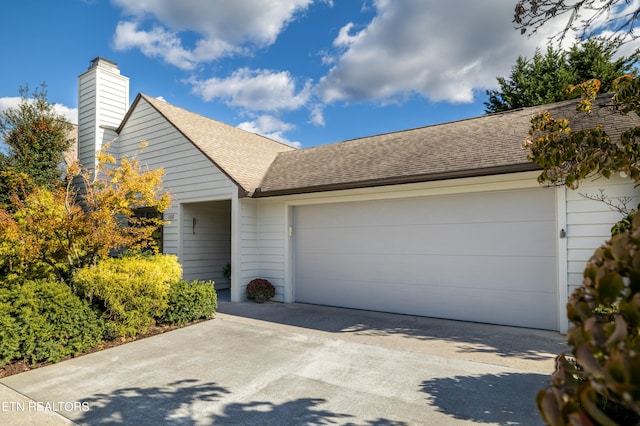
left=514, top=0, right=640, bottom=47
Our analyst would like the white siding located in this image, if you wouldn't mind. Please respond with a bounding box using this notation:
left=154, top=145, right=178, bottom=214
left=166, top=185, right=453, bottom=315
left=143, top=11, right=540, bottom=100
left=181, top=201, right=231, bottom=285
left=77, top=60, right=129, bottom=170
left=256, top=199, right=287, bottom=301
left=116, top=98, right=237, bottom=281
left=565, top=176, right=640, bottom=294
left=239, top=198, right=259, bottom=298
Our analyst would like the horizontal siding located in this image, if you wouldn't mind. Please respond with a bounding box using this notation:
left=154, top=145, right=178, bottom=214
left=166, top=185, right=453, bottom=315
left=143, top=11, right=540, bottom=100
left=116, top=99, right=237, bottom=284
left=239, top=198, right=261, bottom=298
left=78, top=66, right=128, bottom=169
left=95, top=69, right=128, bottom=128
left=181, top=202, right=231, bottom=287
left=255, top=199, right=287, bottom=300
left=116, top=99, right=236, bottom=202
left=566, top=176, right=640, bottom=293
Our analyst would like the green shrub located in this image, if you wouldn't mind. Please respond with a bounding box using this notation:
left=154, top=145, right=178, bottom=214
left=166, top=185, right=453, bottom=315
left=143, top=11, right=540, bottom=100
left=73, top=254, right=182, bottom=339
left=159, top=280, right=217, bottom=326
left=0, top=279, right=104, bottom=367
left=246, top=278, right=275, bottom=302
left=0, top=298, right=20, bottom=366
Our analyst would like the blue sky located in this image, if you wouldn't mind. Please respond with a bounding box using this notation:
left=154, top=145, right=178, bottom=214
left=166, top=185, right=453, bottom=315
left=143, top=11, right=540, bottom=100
left=0, top=1, right=619, bottom=149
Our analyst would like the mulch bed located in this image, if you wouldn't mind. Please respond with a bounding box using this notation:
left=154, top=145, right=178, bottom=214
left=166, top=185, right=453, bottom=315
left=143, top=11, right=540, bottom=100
left=0, top=320, right=206, bottom=379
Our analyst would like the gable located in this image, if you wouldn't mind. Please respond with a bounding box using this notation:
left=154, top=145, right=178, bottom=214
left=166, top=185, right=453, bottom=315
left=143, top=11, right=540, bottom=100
left=116, top=98, right=238, bottom=199
left=118, top=94, right=295, bottom=196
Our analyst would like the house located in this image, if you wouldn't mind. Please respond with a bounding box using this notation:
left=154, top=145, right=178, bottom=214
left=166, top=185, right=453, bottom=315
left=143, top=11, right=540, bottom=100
left=78, top=57, right=640, bottom=333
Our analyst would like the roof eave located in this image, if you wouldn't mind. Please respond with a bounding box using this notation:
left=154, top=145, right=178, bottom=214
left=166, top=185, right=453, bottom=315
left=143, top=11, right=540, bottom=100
left=252, top=162, right=541, bottom=198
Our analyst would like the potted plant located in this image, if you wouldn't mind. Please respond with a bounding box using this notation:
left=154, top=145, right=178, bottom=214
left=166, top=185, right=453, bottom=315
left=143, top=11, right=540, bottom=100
left=222, top=263, right=231, bottom=281
left=246, top=278, right=275, bottom=303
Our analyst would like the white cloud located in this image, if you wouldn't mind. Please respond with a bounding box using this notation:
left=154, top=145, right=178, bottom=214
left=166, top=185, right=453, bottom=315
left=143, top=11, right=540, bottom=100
left=0, top=97, right=78, bottom=124
left=113, top=21, right=199, bottom=70
left=112, top=0, right=316, bottom=67
left=190, top=68, right=311, bottom=112
left=316, top=0, right=571, bottom=105
left=0, top=97, right=21, bottom=112
left=109, top=0, right=623, bottom=137
left=53, top=104, right=78, bottom=125
left=334, top=22, right=361, bottom=48
left=238, top=115, right=301, bottom=147
left=309, top=104, right=325, bottom=127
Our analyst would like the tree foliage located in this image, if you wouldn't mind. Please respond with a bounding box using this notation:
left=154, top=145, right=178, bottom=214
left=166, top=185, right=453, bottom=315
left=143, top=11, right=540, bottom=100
left=0, top=143, right=170, bottom=281
left=525, top=77, right=640, bottom=189
left=0, top=84, right=73, bottom=207
left=485, top=39, right=639, bottom=113
left=525, top=77, right=640, bottom=424
left=514, top=0, right=640, bottom=46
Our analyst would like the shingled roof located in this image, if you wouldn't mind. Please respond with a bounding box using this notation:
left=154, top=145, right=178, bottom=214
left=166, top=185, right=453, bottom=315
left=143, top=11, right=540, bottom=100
left=124, top=94, right=296, bottom=196
left=255, top=94, right=640, bottom=197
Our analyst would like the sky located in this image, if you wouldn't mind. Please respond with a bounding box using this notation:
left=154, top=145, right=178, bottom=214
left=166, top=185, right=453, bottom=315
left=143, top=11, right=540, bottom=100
left=0, top=0, right=633, bottom=149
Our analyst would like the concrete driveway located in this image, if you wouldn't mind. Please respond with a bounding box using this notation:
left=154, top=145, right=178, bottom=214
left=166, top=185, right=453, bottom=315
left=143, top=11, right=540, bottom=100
left=0, top=300, right=566, bottom=425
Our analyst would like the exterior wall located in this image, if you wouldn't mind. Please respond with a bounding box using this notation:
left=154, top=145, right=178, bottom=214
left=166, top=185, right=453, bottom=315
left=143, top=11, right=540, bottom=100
left=181, top=201, right=231, bottom=285
left=246, top=171, right=638, bottom=331
left=565, top=175, right=640, bottom=294
left=115, top=98, right=238, bottom=281
left=77, top=58, right=129, bottom=171
left=238, top=198, right=259, bottom=298
left=255, top=198, right=288, bottom=301
left=252, top=171, right=553, bottom=305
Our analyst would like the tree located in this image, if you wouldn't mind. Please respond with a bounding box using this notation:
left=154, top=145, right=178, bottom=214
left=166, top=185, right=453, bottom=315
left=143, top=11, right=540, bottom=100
left=0, top=84, right=74, bottom=207
left=514, top=0, right=640, bottom=46
left=524, top=75, right=640, bottom=425
left=0, top=142, right=170, bottom=281
left=513, top=6, right=640, bottom=423
left=485, top=38, right=639, bottom=113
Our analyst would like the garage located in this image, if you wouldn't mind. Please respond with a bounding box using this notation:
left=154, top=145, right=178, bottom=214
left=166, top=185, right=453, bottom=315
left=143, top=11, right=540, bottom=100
left=293, top=187, right=558, bottom=330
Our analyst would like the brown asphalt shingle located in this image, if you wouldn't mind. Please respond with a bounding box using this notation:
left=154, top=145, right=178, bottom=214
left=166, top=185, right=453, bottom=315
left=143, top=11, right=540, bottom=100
left=256, top=94, right=640, bottom=196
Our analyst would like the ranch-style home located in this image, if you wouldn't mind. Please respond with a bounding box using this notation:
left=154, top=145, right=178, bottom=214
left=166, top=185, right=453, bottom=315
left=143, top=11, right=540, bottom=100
left=77, top=57, right=640, bottom=333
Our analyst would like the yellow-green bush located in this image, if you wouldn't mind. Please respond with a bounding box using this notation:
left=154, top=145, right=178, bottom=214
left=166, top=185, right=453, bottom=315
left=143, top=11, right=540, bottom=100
left=73, top=254, right=182, bottom=339
left=0, top=279, right=104, bottom=367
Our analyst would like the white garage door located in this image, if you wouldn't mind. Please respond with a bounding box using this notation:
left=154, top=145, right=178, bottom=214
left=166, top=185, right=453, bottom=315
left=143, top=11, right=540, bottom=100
left=293, top=188, right=558, bottom=330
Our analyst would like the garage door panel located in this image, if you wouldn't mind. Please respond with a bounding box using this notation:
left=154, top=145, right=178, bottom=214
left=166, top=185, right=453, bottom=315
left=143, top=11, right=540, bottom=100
left=299, top=190, right=553, bottom=227
left=295, top=276, right=557, bottom=329
left=294, top=188, right=558, bottom=330
left=296, top=252, right=556, bottom=293
left=296, top=220, right=555, bottom=258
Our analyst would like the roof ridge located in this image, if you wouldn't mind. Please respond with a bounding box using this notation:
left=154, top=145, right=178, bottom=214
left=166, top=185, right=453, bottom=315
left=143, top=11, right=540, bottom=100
left=297, top=93, right=615, bottom=152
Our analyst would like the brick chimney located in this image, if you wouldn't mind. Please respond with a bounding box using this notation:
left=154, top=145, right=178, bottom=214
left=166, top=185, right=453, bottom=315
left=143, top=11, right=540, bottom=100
left=77, top=57, right=129, bottom=172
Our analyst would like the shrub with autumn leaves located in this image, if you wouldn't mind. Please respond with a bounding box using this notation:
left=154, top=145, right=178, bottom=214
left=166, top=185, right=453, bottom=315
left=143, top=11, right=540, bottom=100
left=525, top=77, right=640, bottom=424
left=246, top=278, right=276, bottom=302
left=0, top=142, right=170, bottom=281
left=0, top=89, right=220, bottom=371
left=537, top=210, right=640, bottom=425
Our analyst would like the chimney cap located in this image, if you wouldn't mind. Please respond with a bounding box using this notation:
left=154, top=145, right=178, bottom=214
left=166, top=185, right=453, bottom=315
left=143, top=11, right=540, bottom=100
left=89, top=57, right=119, bottom=70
